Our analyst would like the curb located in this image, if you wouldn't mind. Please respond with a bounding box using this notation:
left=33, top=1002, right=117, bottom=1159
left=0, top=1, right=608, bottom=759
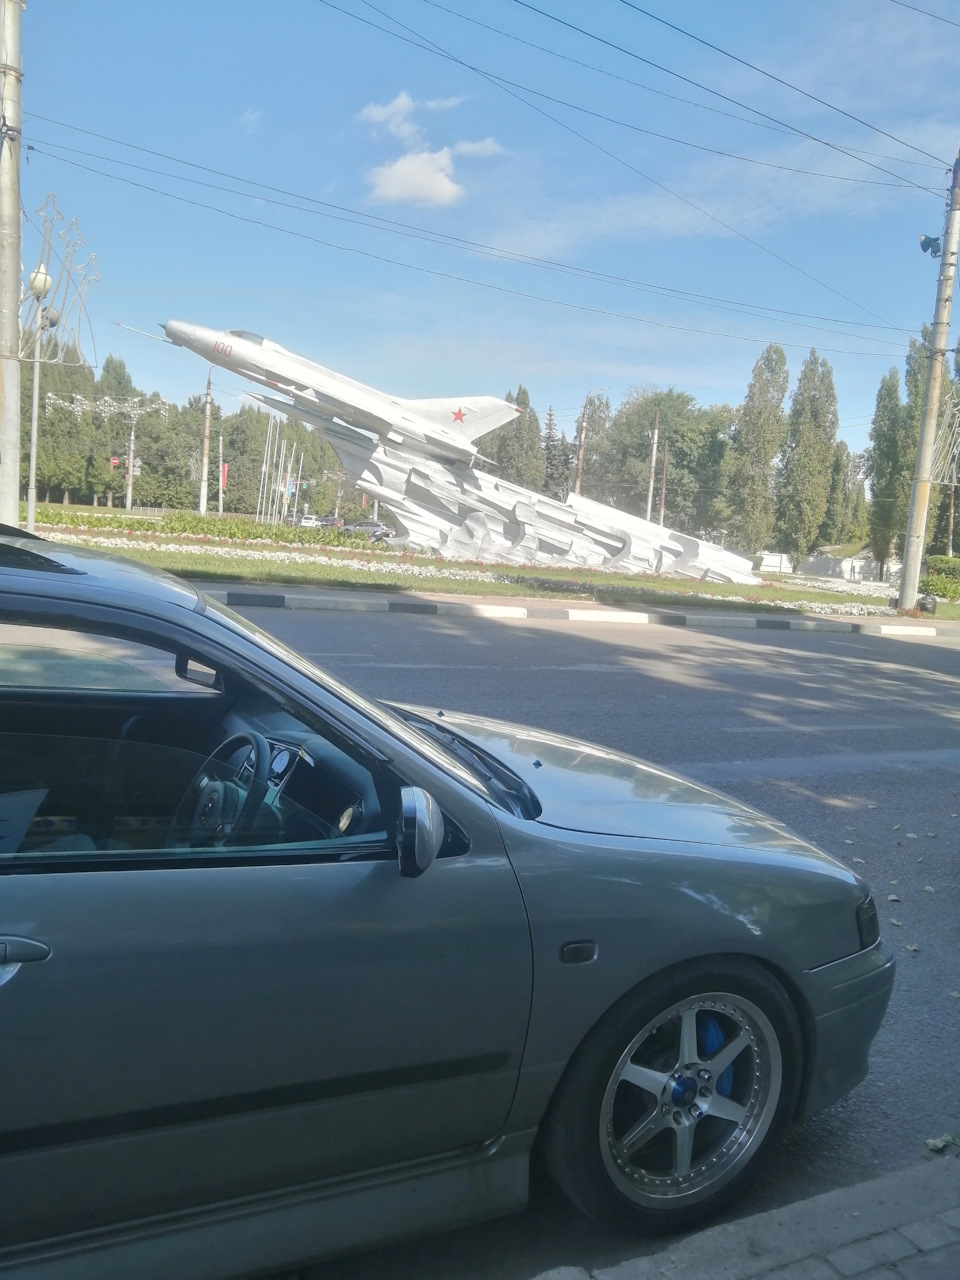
left=204, top=588, right=948, bottom=637
left=532, top=1157, right=960, bottom=1280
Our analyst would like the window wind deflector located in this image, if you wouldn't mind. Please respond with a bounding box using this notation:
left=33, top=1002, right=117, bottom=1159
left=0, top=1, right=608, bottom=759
left=0, top=523, right=43, bottom=541
left=0, top=543, right=83, bottom=574
left=395, top=711, right=541, bottom=820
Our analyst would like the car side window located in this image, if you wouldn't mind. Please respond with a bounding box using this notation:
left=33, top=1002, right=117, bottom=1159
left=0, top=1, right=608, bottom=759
left=0, top=622, right=391, bottom=866
left=0, top=622, right=215, bottom=693
left=0, top=732, right=389, bottom=863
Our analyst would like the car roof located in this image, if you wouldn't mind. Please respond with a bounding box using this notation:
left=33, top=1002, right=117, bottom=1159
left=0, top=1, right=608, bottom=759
left=0, top=533, right=202, bottom=612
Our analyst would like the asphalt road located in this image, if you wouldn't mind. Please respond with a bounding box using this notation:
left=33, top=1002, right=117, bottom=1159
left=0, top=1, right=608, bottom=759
left=235, top=607, right=960, bottom=1280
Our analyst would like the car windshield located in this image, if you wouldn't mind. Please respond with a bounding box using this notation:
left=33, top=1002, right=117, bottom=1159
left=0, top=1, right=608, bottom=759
left=200, top=596, right=497, bottom=804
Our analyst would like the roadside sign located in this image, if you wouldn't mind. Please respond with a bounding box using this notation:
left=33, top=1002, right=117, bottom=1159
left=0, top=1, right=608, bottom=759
left=110, top=456, right=119, bottom=467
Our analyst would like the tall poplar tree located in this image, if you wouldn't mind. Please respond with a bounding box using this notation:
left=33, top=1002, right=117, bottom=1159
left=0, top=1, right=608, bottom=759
left=864, top=368, right=904, bottom=580
left=725, top=344, right=788, bottom=553
left=819, top=441, right=867, bottom=547
left=775, top=350, right=839, bottom=567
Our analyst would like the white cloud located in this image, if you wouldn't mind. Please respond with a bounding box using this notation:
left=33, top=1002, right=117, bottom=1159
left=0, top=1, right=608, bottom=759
left=424, top=96, right=464, bottom=112
left=240, top=108, right=262, bottom=133
left=357, top=91, right=422, bottom=145
left=359, top=91, right=502, bottom=205
left=368, top=149, right=464, bottom=206
left=452, top=137, right=503, bottom=158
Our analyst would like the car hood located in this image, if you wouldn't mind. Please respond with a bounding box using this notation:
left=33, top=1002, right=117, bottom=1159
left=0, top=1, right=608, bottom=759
left=402, top=706, right=839, bottom=861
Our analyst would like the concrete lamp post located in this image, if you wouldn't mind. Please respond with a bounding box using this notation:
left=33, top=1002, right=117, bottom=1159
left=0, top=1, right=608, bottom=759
left=26, top=265, right=57, bottom=533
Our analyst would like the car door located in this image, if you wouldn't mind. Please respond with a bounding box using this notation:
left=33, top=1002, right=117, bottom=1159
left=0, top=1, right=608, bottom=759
left=0, top=616, right=533, bottom=1249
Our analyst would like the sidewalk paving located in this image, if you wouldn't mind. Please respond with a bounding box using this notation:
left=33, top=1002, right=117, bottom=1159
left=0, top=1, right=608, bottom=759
left=196, top=581, right=957, bottom=639
left=533, top=1156, right=960, bottom=1280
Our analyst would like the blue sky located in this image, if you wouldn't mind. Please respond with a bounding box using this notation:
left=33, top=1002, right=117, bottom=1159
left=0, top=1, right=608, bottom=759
left=24, top=0, right=960, bottom=450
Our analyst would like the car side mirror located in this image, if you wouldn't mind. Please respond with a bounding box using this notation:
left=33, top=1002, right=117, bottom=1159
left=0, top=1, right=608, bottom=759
left=398, top=787, right=445, bottom=878
left=175, top=652, right=223, bottom=690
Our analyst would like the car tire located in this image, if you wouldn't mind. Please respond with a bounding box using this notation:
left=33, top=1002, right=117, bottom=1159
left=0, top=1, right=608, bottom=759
left=543, top=957, right=803, bottom=1235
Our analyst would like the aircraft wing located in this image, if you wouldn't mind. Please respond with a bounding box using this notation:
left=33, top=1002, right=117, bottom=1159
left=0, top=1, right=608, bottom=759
left=402, top=395, right=519, bottom=442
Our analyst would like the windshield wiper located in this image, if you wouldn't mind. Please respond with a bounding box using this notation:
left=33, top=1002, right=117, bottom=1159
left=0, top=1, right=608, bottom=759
left=397, top=712, right=541, bottom=820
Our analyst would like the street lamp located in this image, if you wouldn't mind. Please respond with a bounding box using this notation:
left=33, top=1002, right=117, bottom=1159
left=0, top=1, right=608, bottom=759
left=26, top=266, right=58, bottom=533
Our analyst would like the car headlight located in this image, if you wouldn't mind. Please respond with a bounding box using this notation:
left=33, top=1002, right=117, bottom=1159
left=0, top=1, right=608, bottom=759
left=856, top=894, right=880, bottom=949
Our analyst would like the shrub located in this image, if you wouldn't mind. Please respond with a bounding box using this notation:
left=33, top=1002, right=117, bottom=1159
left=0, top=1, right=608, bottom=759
left=925, top=555, right=960, bottom=580
left=919, top=572, right=960, bottom=600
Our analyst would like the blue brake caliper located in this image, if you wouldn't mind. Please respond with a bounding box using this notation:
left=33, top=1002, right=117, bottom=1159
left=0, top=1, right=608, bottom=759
left=698, top=1015, right=734, bottom=1097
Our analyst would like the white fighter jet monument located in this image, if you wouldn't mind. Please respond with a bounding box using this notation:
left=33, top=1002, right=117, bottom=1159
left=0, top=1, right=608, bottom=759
left=164, top=321, right=759, bottom=585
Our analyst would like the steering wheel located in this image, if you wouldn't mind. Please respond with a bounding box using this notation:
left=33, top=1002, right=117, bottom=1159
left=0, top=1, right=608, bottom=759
left=167, top=732, right=271, bottom=849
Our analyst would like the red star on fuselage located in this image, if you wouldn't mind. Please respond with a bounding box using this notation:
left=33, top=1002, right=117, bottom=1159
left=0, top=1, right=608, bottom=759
left=452, top=406, right=465, bottom=423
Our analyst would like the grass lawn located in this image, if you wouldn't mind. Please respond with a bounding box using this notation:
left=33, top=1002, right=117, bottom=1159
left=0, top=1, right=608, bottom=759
left=84, top=543, right=956, bottom=616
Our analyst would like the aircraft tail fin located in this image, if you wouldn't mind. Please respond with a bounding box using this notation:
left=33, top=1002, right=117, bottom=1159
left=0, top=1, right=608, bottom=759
left=403, top=395, right=519, bottom=442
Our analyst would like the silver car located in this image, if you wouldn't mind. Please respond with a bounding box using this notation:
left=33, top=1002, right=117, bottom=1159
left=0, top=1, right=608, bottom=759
left=0, top=538, right=894, bottom=1280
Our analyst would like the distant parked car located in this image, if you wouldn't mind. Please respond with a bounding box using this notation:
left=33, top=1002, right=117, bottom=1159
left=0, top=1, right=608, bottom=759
left=297, top=514, right=320, bottom=528
left=345, top=519, right=392, bottom=540
left=317, top=515, right=344, bottom=529
left=0, top=535, right=894, bottom=1279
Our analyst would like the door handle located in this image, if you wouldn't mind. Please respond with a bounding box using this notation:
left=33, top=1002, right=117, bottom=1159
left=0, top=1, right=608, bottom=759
left=0, top=936, right=50, bottom=963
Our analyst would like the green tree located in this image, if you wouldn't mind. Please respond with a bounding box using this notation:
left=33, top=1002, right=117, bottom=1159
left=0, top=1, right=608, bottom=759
left=819, top=442, right=868, bottom=547
left=572, top=392, right=612, bottom=498
left=478, top=385, right=545, bottom=490
left=599, top=388, right=730, bottom=533
left=542, top=405, right=571, bottom=500
left=95, top=355, right=136, bottom=400
left=865, top=369, right=906, bottom=579
left=775, top=350, right=839, bottom=567
left=725, top=345, right=788, bottom=553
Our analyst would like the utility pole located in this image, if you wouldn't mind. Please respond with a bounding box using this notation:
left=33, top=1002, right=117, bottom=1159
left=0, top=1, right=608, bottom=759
left=199, top=370, right=211, bottom=515
left=0, top=0, right=22, bottom=525
left=645, top=410, right=660, bottom=522
left=658, top=440, right=669, bottom=526
left=218, top=432, right=224, bottom=515
left=574, top=398, right=588, bottom=495
left=124, top=421, right=135, bottom=512
left=899, top=143, right=960, bottom=609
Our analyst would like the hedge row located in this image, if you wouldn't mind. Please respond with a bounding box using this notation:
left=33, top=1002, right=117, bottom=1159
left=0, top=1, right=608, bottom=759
left=29, top=508, right=369, bottom=549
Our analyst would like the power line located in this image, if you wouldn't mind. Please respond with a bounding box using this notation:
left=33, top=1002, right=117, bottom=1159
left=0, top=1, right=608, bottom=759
left=335, top=0, right=902, bottom=325
left=494, top=78, right=944, bottom=191
left=420, top=0, right=945, bottom=170
left=507, top=0, right=949, bottom=184
left=616, top=0, right=950, bottom=165
left=888, top=0, right=960, bottom=28
left=419, top=0, right=805, bottom=140
left=24, top=114, right=916, bottom=334
left=30, top=134, right=912, bottom=345
left=27, top=145, right=906, bottom=358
